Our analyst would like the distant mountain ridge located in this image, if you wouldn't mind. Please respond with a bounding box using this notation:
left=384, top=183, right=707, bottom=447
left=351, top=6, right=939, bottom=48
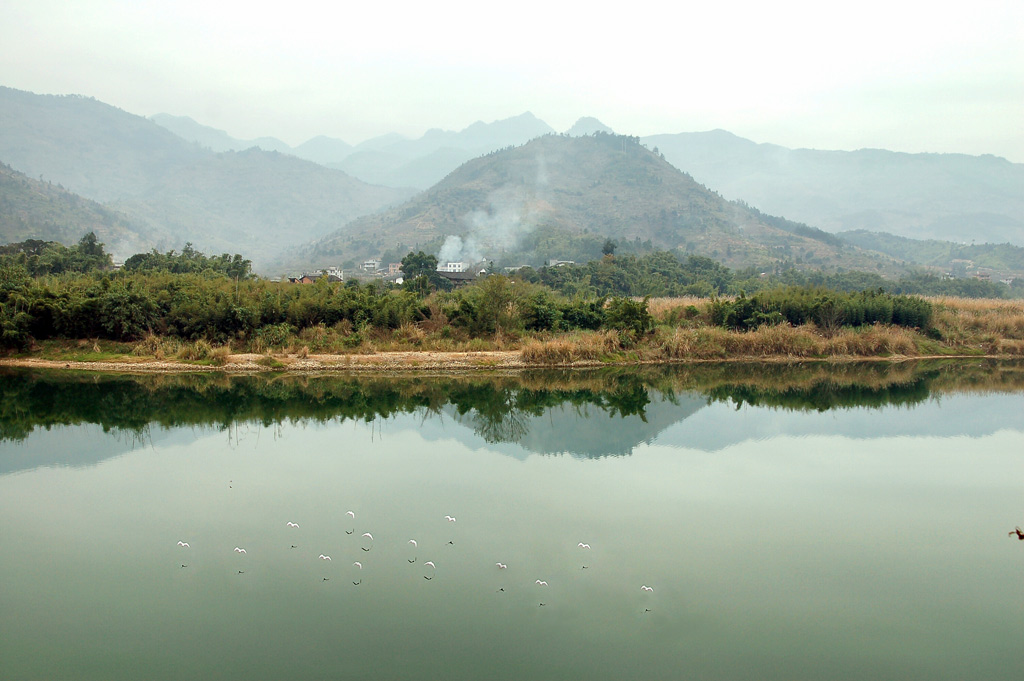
left=150, top=105, right=1024, bottom=248
left=150, top=110, right=558, bottom=189
left=0, top=87, right=410, bottom=265
left=643, top=129, right=1024, bottom=246
left=149, top=113, right=295, bottom=154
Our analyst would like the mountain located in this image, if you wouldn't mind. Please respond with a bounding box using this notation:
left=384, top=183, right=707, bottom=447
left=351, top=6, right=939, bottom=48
left=151, top=110, right=558, bottom=190
left=565, top=117, right=614, bottom=136
left=0, top=87, right=204, bottom=202
left=305, top=132, right=904, bottom=275
left=150, top=113, right=255, bottom=152
left=107, top=149, right=411, bottom=265
left=0, top=87, right=410, bottom=266
left=0, top=162, right=152, bottom=253
left=151, top=113, right=349, bottom=161
left=328, top=112, right=557, bottom=189
left=291, top=135, right=354, bottom=165
left=643, top=130, right=1024, bottom=246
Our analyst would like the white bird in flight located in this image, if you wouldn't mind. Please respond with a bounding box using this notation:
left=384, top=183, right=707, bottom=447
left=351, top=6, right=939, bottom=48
left=346, top=511, right=355, bottom=518
left=424, top=561, right=436, bottom=568
left=496, top=562, right=507, bottom=569
left=408, top=539, right=417, bottom=547
left=286, top=522, right=299, bottom=528
left=319, top=554, right=332, bottom=561
left=362, top=533, right=373, bottom=540
left=353, top=561, right=362, bottom=569
left=444, top=515, right=456, bottom=522
left=535, top=580, right=548, bottom=586
left=641, top=585, right=654, bottom=592
left=577, top=543, right=591, bottom=549
left=233, top=547, right=246, bottom=554
left=177, top=541, right=189, bottom=547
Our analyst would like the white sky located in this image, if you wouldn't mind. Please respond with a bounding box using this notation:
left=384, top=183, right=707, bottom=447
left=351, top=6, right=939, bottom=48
left=1, top=0, right=1022, bottom=160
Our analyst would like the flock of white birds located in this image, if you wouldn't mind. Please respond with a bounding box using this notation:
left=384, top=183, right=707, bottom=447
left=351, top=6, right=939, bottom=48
left=175, top=509, right=655, bottom=609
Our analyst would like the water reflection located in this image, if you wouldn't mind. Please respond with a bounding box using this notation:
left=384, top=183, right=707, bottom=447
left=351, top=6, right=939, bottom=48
left=2, top=361, right=1024, bottom=681
left=2, top=359, right=1024, bottom=474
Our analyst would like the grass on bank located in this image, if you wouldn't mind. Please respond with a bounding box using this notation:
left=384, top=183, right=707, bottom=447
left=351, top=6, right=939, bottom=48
left=10, top=296, right=1024, bottom=366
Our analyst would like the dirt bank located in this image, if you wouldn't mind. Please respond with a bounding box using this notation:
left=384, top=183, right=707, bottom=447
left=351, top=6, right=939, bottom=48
left=0, top=351, right=532, bottom=374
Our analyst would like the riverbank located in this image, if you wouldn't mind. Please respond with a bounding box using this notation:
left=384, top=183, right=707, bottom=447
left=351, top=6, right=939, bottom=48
left=0, top=347, right=1014, bottom=375
left=2, top=295, right=1022, bottom=374
left=0, top=351, right=528, bottom=373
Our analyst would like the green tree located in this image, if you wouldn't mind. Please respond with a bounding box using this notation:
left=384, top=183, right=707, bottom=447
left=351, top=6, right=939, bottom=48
left=400, top=251, right=438, bottom=279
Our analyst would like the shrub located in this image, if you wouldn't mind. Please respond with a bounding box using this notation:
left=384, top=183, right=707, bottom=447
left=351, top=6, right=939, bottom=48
left=605, top=297, right=653, bottom=337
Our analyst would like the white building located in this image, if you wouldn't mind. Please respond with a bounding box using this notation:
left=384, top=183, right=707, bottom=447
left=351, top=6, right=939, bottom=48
left=321, top=266, right=343, bottom=279
left=438, top=261, right=468, bottom=273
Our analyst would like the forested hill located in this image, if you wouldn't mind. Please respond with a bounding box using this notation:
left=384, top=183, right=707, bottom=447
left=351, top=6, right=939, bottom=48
left=838, top=229, right=1024, bottom=275
left=0, top=162, right=152, bottom=254
left=0, top=87, right=202, bottom=202
left=0, top=87, right=411, bottom=267
left=305, top=133, right=904, bottom=276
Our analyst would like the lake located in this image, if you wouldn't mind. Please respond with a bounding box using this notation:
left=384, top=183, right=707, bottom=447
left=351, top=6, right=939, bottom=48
left=2, top=361, right=1023, bottom=680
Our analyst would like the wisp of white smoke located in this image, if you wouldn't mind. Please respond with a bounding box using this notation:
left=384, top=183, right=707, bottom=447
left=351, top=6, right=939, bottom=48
left=436, top=152, right=548, bottom=265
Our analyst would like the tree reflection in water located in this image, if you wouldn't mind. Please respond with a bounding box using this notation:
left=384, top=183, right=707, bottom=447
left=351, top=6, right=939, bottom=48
left=2, top=359, right=1022, bottom=453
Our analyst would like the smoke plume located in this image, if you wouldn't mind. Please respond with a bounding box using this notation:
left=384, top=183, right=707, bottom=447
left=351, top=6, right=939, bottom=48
left=435, top=152, right=548, bottom=265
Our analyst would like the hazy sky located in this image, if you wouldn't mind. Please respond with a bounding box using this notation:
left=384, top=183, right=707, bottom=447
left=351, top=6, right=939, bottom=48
left=2, top=0, right=1021, bottom=160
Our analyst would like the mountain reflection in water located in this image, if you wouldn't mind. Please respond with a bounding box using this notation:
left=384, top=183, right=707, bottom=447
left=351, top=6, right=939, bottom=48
left=2, top=359, right=1023, bottom=474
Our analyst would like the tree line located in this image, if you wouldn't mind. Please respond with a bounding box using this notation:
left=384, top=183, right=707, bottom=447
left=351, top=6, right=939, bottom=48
left=0, top=236, right=988, bottom=352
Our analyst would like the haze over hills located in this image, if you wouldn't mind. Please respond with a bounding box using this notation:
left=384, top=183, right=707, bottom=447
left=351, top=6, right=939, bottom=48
left=304, top=133, right=903, bottom=276
left=0, top=88, right=202, bottom=202
left=0, top=87, right=410, bottom=266
left=106, top=149, right=410, bottom=264
left=643, top=130, right=1024, bottom=247
left=2, top=85, right=1022, bottom=277
left=149, top=113, right=295, bottom=154
left=838, top=230, right=1024, bottom=277
left=0, top=162, right=152, bottom=254
left=151, top=110, right=558, bottom=189
left=151, top=105, right=1024, bottom=249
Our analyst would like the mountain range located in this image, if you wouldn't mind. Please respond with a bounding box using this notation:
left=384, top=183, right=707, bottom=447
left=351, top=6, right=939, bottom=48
left=1, top=85, right=1022, bottom=277
left=305, top=132, right=901, bottom=276
left=644, top=130, right=1024, bottom=246
left=0, top=87, right=409, bottom=266
left=149, top=103, right=1024, bottom=249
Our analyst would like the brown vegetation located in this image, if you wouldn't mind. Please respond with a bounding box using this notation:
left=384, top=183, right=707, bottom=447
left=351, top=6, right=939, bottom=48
left=8, top=296, right=1024, bottom=372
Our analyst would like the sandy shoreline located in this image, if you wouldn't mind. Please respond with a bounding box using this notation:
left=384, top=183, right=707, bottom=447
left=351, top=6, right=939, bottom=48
left=0, top=350, right=1001, bottom=375
left=0, top=351, right=533, bottom=374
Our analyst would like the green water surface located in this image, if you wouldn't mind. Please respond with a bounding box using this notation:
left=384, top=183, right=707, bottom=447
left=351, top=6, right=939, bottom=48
left=1, top=361, right=1023, bottom=680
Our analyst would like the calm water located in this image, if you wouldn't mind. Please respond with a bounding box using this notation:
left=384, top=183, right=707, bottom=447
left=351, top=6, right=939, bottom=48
left=2, top=362, right=1023, bottom=680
